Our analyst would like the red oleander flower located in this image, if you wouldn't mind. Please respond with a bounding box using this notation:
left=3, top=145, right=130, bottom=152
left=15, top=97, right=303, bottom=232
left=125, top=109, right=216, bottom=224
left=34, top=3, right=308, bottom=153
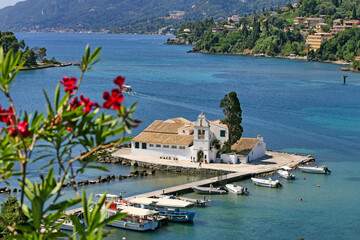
left=70, top=97, right=81, bottom=111
left=60, top=76, right=78, bottom=94
left=17, top=121, right=31, bottom=138
left=114, top=76, right=125, bottom=89
left=0, top=106, right=15, bottom=125
left=9, top=121, right=31, bottom=138
left=79, top=94, right=99, bottom=114
left=103, top=88, right=124, bottom=110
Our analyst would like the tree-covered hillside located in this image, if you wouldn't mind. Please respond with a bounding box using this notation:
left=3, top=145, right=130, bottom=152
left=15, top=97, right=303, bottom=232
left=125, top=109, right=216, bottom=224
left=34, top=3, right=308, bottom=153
left=0, top=0, right=295, bottom=33
left=0, top=0, right=200, bottom=32
left=189, top=0, right=360, bottom=63
left=114, top=0, right=296, bottom=34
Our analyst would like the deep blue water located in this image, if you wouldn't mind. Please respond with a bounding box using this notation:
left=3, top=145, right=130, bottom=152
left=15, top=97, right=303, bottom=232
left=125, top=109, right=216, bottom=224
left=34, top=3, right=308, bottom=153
left=1, top=33, right=360, bottom=239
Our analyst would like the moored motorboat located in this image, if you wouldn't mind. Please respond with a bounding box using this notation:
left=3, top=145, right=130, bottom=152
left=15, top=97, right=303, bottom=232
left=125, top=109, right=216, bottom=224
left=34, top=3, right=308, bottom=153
left=192, top=185, right=228, bottom=194
left=128, top=198, right=195, bottom=223
left=278, top=170, right=295, bottom=180
left=106, top=206, right=159, bottom=231
left=57, top=210, right=85, bottom=231
left=95, top=193, right=128, bottom=208
left=225, top=184, right=249, bottom=195
left=251, top=177, right=282, bottom=188
left=299, top=165, right=331, bottom=174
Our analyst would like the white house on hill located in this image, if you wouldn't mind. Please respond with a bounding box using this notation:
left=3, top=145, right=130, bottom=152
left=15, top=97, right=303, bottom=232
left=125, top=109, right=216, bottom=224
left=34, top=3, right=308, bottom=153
left=131, top=113, right=266, bottom=164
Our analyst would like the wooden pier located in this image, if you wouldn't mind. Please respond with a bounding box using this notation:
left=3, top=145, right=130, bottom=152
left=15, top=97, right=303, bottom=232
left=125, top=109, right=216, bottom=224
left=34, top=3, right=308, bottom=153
left=125, top=172, right=250, bottom=202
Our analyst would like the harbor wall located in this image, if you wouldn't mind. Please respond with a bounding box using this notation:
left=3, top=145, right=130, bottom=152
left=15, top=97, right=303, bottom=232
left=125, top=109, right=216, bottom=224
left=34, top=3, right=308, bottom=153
left=96, top=154, right=233, bottom=176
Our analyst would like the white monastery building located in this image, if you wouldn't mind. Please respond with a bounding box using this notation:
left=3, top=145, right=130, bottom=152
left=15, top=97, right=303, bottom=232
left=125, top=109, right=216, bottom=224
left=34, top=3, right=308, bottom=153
left=131, top=113, right=266, bottom=164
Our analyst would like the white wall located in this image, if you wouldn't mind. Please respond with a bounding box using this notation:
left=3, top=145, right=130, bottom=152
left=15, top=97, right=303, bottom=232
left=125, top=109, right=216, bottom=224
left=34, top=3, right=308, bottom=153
left=131, top=141, right=191, bottom=160
left=210, top=122, right=228, bottom=145
left=193, top=138, right=210, bottom=151
left=220, top=154, right=237, bottom=164
left=248, top=138, right=266, bottom=162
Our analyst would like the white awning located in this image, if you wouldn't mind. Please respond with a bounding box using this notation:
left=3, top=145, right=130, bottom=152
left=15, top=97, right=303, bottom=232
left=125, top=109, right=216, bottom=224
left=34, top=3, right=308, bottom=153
left=129, top=198, right=193, bottom=208
left=117, top=206, right=158, bottom=217
left=95, top=194, right=118, bottom=199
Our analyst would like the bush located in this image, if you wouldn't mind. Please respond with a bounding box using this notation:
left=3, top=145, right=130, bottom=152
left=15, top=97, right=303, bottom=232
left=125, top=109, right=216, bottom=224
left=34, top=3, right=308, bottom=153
left=0, top=197, right=28, bottom=238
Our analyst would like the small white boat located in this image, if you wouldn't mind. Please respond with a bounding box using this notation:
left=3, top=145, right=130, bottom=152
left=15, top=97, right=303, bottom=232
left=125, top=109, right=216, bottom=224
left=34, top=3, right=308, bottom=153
left=278, top=170, right=295, bottom=180
left=225, top=184, right=249, bottom=195
left=192, top=185, right=228, bottom=194
left=57, top=210, right=85, bottom=231
left=299, top=165, right=331, bottom=174
left=122, top=84, right=133, bottom=93
left=251, top=177, right=282, bottom=188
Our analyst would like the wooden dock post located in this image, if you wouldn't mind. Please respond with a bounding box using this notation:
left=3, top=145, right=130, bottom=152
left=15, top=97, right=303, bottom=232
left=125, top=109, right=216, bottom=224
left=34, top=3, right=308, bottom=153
left=342, top=75, right=348, bottom=84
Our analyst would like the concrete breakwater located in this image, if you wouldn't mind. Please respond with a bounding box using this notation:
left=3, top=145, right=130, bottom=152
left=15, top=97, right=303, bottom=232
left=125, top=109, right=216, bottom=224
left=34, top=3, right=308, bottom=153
left=96, top=154, right=233, bottom=176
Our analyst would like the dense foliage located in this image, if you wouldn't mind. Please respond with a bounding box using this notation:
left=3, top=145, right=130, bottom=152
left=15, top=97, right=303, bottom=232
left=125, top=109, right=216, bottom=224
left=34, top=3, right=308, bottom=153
left=295, top=0, right=360, bottom=19
left=316, top=28, right=360, bottom=61
left=0, top=31, right=59, bottom=67
left=193, top=17, right=306, bottom=56
left=220, top=92, right=243, bottom=150
left=175, top=18, right=215, bottom=44
left=0, top=197, right=28, bottom=238
left=190, top=0, right=360, bottom=61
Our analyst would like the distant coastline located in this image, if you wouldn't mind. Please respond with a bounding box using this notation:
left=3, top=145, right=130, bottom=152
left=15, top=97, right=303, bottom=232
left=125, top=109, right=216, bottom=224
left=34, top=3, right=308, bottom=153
left=165, top=39, right=351, bottom=66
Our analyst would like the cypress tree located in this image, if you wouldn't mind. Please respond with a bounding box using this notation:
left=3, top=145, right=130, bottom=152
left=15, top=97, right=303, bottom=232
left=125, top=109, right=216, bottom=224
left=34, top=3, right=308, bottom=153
left=353, top=5, right=357, bottom=19
left=219, top=91, right=243, bottom=149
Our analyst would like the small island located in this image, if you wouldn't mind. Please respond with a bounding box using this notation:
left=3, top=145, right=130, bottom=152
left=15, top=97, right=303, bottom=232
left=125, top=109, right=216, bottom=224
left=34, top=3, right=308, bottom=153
left=0, top=31, right=70, bottom=71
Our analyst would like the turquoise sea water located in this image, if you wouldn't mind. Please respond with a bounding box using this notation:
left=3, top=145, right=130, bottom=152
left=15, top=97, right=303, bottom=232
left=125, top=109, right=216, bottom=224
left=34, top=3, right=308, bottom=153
left=0, top=33, right=360, bottom=239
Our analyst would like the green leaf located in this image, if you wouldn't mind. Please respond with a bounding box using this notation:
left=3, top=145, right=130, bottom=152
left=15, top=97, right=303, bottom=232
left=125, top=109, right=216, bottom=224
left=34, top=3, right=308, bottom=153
left=54, top=83, right=60, bottom=111
left=43, top=88, right=53, bottom=113
left=49, top=198, right=81, bottom=211
left=71, top=215, right=86, bottom=236
left=98, top=212, right=127, bottom=228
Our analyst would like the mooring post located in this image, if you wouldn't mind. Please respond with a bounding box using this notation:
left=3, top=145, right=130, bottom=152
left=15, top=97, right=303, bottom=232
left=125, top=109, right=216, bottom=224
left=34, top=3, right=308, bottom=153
left=343, top=75, right=348, bottom=84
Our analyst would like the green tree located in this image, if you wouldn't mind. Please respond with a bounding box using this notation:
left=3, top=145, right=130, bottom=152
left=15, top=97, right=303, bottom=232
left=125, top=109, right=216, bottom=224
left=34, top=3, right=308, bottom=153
left=352, top=59, right=360, bottom=71
left=21, top=49, right=37, bottom=67
left=0, top=32, right=20, bottom=53
left=219, top=91, right=243, bottom=150
left=322, top=25, right=331, bottom=33
left=352, top=5, right=357, bottom=19
left=0, top=197, right=28, bottom=238
left=33, top=47, right=47, bottom=61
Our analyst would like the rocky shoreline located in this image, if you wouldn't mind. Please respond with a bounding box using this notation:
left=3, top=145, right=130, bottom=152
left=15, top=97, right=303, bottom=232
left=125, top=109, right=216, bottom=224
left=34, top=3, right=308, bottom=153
left=0, top=170, right=155, bottom=195
left=188, top=49, right=351, bottom=66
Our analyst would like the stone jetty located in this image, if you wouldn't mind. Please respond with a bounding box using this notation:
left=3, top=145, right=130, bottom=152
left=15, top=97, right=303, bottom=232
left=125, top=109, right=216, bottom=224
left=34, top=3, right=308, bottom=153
left=103, top=147, right=315, bottom=199
left=0, top=170, right=156, bottom=195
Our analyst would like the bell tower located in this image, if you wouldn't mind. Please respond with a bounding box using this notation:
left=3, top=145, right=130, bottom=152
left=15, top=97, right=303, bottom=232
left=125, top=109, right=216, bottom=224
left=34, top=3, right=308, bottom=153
left=192, top=113, right=211, bottom=162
